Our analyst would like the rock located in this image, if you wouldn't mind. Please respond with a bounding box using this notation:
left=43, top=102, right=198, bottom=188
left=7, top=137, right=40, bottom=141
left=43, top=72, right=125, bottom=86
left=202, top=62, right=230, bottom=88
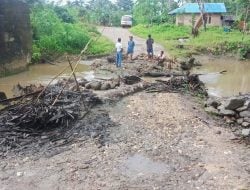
left=85, top=81, right=102, bottom=90
left=206, top=98, right=221, bottom=108
left=107, top=56, right=115, bottom=63
left=123, top=75, right=141, bottom=85
left=236, top=105, right=248, bottom=112
left=245, top=100, right=250, bottom=108
left=78, top=79, right=88, bottom=87
left=91, top=81, right=102, bottom=90
left=224, top=97, right=245, bottom=110
left=0, top=91, right=7, bottom=100
left=217, top=104, right=225, bottom=111
left=224, top=116, right=235, bottom=124
left=241, top=129, right=250, bottom=137
left=241, top=122, right=250, bottom=128
left=188, top=57, right=195, bottom=65
left=239, top=111, right=250, bottom=118
left=205, top=106, right=219, bottom=115
left=237, top=118, right=244, bottom=124
left=243, top=117, right=250, bottom=123
left=85, top=82, right=91, bottom=89
left=219, top=109, right=236, bottom=116
left=100, top=82, right=111, bottom=90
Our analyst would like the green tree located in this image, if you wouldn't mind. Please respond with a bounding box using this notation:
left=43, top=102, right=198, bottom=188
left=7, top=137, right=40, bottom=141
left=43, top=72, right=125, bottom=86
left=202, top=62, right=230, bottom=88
left=116, top=0, right=134, bottom=12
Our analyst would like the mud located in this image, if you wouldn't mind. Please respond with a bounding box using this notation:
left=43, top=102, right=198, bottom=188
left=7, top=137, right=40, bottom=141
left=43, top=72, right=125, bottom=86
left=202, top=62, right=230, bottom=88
left=0, top=28, right=249, bottom=190
left=1, top=93, right=249, bottom=190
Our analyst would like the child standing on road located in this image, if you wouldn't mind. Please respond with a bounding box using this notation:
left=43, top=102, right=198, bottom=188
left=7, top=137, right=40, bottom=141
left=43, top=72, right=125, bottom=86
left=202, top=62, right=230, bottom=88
left=115, top=38, right=123, bottom=68
left=127, top=36, right=135, bottom=61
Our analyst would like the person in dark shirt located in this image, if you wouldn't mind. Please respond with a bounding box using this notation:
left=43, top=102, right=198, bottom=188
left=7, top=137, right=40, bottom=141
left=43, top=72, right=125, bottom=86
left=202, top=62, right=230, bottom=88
left=146, top=34, right=154, bottom=60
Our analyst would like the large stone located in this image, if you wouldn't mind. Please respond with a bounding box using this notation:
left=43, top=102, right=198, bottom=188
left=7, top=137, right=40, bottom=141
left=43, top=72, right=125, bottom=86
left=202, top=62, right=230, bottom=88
left=224, top=97, right=245, bottom=110
left=241, top=129, right=250, bottom=137
left=206, top=98, right=221, bottom=108
left=205, top=106, right=219, bottom=115
left=219, top=109, right=236, bottom=116
left=0, top=91, right=7, bottom=100
left=239, top=111, right=250, bottom=118
left=243, top=117, right=250, bottom=123
left=100, top=82, right=111, bottom=90
left=236, top=105, right=248, bottom=112
left=237, top=118, right=244, bottom=124
left=90, top=81, right=101, bottom=90
left=242, top=122, right=250, bottom=128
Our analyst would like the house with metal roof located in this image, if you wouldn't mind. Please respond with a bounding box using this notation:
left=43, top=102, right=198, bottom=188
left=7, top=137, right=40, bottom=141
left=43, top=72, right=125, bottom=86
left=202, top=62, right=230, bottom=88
left=168, top=3, right=227, bottom=26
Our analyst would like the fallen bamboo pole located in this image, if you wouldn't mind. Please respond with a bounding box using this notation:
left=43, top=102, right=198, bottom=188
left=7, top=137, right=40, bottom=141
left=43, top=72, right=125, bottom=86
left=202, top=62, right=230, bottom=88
left=36, top=65, right=70, bottom=102
left=51, top=27, right=106, bottom=106
left=67, top=56, right=80, bottom=91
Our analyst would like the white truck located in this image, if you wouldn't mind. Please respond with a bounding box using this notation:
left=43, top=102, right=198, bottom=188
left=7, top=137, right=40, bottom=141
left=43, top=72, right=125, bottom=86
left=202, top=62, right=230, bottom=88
left=121, top=15, right=132, bottom=28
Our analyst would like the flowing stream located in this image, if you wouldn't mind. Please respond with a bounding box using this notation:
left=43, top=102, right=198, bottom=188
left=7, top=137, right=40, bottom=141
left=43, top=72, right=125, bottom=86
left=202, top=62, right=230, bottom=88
left=0, top=60, right=93, bottom=98
left=193, top=56, right=250, bottom=97
left=0, top=56, right=250, bottom=99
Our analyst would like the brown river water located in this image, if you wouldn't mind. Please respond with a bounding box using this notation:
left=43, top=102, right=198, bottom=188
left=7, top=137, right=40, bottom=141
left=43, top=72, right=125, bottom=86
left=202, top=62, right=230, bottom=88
left=0, top=60, right=93, bottom=98
left=0, top=56, right=249, bottom=98
left=193, top=56, right=250, bottom=97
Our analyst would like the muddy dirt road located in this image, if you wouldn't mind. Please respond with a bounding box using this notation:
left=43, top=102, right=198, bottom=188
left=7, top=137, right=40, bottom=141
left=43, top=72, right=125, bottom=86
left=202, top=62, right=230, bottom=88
left=99, top=27, right=165, bottom=57
left=0, top=28, right=249, bottom=190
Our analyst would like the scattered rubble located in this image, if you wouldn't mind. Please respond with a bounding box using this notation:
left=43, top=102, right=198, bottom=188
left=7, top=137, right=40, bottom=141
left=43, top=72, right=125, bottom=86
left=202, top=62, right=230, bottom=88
left=205, top=94, right=250, bottom=137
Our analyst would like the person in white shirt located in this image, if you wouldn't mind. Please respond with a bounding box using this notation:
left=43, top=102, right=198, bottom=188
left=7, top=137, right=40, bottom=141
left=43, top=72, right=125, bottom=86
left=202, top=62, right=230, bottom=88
left=115, top=38, right=123, bottom=67
left=157, top=50, right=166, bottom=66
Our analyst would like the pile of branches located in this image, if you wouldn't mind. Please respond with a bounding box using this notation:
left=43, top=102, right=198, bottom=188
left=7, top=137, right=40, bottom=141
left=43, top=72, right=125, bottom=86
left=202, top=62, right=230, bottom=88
left=146, top=74, right=208, bottom=96
left=0, top=84, right=102, bottom=157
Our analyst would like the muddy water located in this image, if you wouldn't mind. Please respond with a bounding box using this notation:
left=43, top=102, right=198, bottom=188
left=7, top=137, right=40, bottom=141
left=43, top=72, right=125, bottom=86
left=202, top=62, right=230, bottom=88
left=0, top=60, right=93, bottom=98
left=193, top=56, right=250, bottom=97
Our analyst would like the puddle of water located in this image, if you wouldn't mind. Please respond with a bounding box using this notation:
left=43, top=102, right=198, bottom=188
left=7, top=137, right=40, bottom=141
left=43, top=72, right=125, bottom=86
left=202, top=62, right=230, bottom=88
left=0, top=60, right=93, bottom=98
left=121, top=154, right=169, bottom=176
left=193, top=56, right=250, bottom=97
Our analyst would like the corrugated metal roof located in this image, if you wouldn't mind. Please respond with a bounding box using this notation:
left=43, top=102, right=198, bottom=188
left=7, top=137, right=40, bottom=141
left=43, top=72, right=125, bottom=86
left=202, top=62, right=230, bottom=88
left=168, top=3, right=227, bottom=15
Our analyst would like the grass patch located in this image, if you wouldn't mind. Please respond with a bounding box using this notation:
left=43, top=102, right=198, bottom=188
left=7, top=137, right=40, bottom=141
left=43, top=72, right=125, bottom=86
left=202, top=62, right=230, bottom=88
left=130, top=24, right=250, bottom=58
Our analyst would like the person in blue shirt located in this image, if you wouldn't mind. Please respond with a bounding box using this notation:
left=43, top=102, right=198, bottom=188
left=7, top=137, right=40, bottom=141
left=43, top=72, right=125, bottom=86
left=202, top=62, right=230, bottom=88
left=127, top=36, right=135, bottom=61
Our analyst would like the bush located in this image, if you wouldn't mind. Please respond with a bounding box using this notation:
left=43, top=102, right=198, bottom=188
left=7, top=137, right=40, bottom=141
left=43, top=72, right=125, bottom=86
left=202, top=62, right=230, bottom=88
left=30, top=5, right=113, bottom=63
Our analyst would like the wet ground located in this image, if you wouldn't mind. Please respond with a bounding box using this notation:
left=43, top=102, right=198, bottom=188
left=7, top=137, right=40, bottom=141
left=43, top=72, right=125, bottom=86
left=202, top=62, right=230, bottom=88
left=0, top=27, right=250, bottom=189
left=1, top=93, right=249, bottom=189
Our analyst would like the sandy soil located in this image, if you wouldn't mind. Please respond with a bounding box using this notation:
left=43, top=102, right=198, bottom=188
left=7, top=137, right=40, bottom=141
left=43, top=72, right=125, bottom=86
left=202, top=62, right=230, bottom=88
left=0, top=27, right=249, bottom=190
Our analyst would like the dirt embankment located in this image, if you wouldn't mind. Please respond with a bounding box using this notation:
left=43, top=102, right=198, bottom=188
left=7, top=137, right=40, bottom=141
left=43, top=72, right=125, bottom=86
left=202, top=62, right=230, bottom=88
left=0, top=28, right=249, bottom=189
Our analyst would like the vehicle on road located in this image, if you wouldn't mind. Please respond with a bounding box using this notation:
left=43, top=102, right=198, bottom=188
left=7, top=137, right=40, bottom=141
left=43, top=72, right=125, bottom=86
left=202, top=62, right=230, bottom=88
left=121, top=15, right=132, bottom=28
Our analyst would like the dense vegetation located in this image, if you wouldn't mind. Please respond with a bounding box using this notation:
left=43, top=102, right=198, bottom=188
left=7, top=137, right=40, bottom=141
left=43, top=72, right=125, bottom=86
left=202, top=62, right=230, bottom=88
left=25, top=0, right=249, bottom=60
left=131, top=24, right=250, bottom=58
left=26, top=2, right=114, bottom=63
left=133, top=0, right=249, bottom=25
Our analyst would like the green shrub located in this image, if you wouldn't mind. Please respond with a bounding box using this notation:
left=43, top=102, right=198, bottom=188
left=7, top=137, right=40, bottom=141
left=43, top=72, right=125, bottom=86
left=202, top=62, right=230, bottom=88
left=30, top=5, right=113, bottom=63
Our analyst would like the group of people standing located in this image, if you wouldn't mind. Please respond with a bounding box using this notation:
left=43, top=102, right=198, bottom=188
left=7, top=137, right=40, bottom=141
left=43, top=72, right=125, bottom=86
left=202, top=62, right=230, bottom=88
left=115, top=35, right=166, bottom=68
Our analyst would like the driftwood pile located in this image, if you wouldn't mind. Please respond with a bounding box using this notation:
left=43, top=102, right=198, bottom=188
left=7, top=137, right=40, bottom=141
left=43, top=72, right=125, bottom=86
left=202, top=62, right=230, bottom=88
left=0, top=82, right=102, bottom=157
left=146, top=74, right=207, bottom=96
